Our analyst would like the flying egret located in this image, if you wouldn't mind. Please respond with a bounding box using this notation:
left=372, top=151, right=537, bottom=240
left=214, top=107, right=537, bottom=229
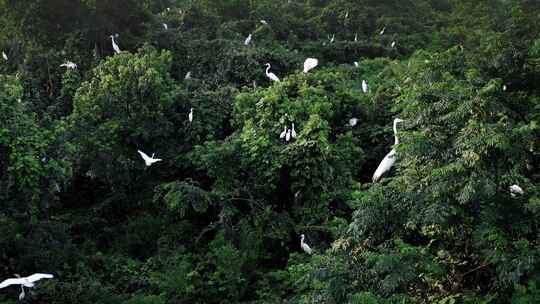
left=137, top=150, right=162, bottom=167
left=244, top=33, right=252, bottom=45
left=379, top=27, right=386, bottom=35
left=60, top=61, right=77, bottom=69
left=509, top=184, right=524, bottom=197
left=188, top=107, right=193, bottom=123
left=391, top=41, right=396, bottom=48
left=285, top=129, right=291, bottom=142
left=280, top=126, right=287, bottom=139
left=2, top=51, right=7, bottom=61
left=303, top=58, right=318, bottom=73
left=264, top=63, right=280, bottom=82
left=291, top=123, right=297, bottom=138
left=110, top=34, right=121, bottom=54
left=354, top=61, right=359, bottom=67
left=163, top=23, right=168, bottom=30
left=300, top=234, right=313, bottom=255
left=362, top=80, right=368, bottom=93
left=349, top=118, right=358, bottom=127
left=0, top=273, right=54, bottom=300
left=372, top=118, right=405, bottom=182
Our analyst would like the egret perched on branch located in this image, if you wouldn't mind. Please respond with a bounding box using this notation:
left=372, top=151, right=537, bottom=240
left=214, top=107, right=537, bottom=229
left=244, top=33, right=252, bottom=46
left=354, top=33, right=358, bottom=42
left=264, top=63, right=280, bottom=82
left=0, top=273, right=54, bottom=300
left=300, top=234, right=312, bottom=255
left=291, top=123, right=297, bottom=138
left=285, top=129, right=291, bottom=142
left=503, top=84, right=507, bottom=91
left=329, top=34, right=335, bottom=43
left=109, top=34, right=121, bottom=54
left=2, top=51, right=7, bottom=61
left=185, top=71, right=192, bottom=80
left=60, top=61, right=77, bottom=69
left=137, top=150, right=162, bottom=167
left=260, top=20, right=268, bottom=25
left=354, top=61, right=359, bottom=67
left=362, top=80, right=368, bottom=93
left=303, top=58, right=318, bottom=73
left=509, top=184, right=524, bottom=197
left=163, top=23, right=168, bottom=30
left=391, top=41, right=396, bottom=48
left=349, top=118, right=358, bottom=127
left=188, top=107, right=193, bottom=123
left=372, top=118, right=405, bottom=182
left=279, top=126, right=287, bottom=139
left=379, top=27, right=386, bottom=35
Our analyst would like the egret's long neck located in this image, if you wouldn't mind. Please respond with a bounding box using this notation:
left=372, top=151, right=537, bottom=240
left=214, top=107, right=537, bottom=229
left=393, top=121, right=399, bottom=145
left=266, top=65, right=270, bottom=75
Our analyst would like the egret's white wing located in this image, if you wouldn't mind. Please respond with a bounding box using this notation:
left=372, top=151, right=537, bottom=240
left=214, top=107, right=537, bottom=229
left=0, top=278, right=25, bottom=288
left=138, top=150, right=151, bottom=163
left=301, top=243, right=312, bottom=255
left=268, top=73, right=280, bottom=82
left=303, top=58, right=318, bottom=73
left=372, top=149, right=396, bottom=182
left=26, top=273, right=53, bottom=283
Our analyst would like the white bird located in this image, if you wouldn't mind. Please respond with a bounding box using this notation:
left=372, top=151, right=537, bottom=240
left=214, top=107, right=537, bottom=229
left=2, top=51, right=7, bottom=61
left=244, top=33, right=252, bottom=45
left=60, top=61, right=77, bottom=69
left=264, top=63, right=280, bottom=82
left=279, top=126, right=287, bottom=139
left=509, top=184, right=524, bottom=197
left=300, top=234, right=312, bottom=255
left=362, top=80, right=368, bottom=93
left=372, top=118, right=405, bottom=182
left=185, top=71, right=191, bottom=79
left=354, top=61, right=359, bottom=67
left=166, top=7, right=170, bottom=12
left=188, top=107, right=193, bottom=123
left=354, top=34, right=358, bottom=42
left=260, top=20, right=268, bottom=25
left=345, top=11, right=349, bottom=19
left=285, top=129, right=291, bottom=142
left=303, top=58, right=318, bottom=73
left=163, top=23, right=168, bottom=30
left=0, top=273, right=54, bottom=300
left=379, top=27, right=386, bottom=35
left=349, top=118, right=358, bottom=127
left=291, top=123, right=297, bottom=138
left=137, top=150, right=162, bottom=167
left=110, top=34, right=121, bottom=54
left=503, top=84, right=507, bottom=91
left=329, top=34, right=335, bottom=43
left=391, top=41, right=396, bottom=48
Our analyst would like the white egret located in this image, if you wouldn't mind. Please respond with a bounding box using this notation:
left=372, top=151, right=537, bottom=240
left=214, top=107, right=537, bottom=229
left=110, top=34, right=121, bottom=54
left=285, top=129, right=291, bottom=142
left=2, top=51, right=7, bottom=61
left=379, top=27, right=386, bottom=35
left=60, top=61, right=77, bottom=69
left=166, top=7, right=170, bottom=12
left=137, top=150, right=162, bottom=167
left=330, top=34, right=335, bottom=43
left=0, top=273, right=54, bottom=300
left=345, top=11, right=349, bottom=19
left=354, top=33, right=358, bottom=42
left=185, top=71, right=192, bottom=79
left=362, top=80, right=368, bottom=93
left=372, top=118, right=405, bottom=182
left=279, top=126, right=287, bottom=139
left=391, top=41, right=396, bottom=48
left=260, top=20, right=268, bottom=25
left=163, top=23, right=168, bottom=30
left=264, top=63, right=280, bottom=82
left=188, top=107, right=193, bottom=123
left=354, top=61, right=359, bottom=67
left=291, top=123, right=297, bottom=138
left=244, top=33, right=252, bottom=46
left=509, top=184, right=524, bottom=197
left=349, top=118, right=358, bottom=127
left=300, top=234, right=313, bottom=255
left=503, top=85, right=507, bottom=91
left=303, top=58, right=318, bottom=73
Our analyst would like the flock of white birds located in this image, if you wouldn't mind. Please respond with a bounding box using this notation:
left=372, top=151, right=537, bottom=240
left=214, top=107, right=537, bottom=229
left=0, top=8, right=527, bottom=299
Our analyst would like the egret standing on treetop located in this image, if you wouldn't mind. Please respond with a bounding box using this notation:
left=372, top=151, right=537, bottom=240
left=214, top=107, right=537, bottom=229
left=509, top=184, right=524, bottom=197
left=280, top=126, right=287, bottom=139
left=137, top=150, right=162, bottom=167
left=362, top=80, right=368, bottom=93
left=188, top=107, right=193, bottom=123
left=60, top=61, right=77, bottom=69
left=110, top=34, right=121, bottom=54
left=163, top=23, right=168, bottom=30
left=303, top=58, right=318, bottom=73
left=291, top=123, right=297, bottom=138
left=264, top=63, right=280, bottom=82
left=0, top=273, right=54, bottom=300
left=349, top=118, right=358, bottom=127
left=244, top=33, right=252, bottom=45
left=379, top=27, right=386, bottom=35
left=2, top=51, right=7, bottom=61
left=372, top=118, right=405, bottom=182
left=354, top=61, right=359, bottom=67
left=391, top=41, right=396, bottom=48
left=300, top=234, right=313, bottom=255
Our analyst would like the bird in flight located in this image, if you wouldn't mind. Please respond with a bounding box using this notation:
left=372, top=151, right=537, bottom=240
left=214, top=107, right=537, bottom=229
left=137, top=150, right=162, bottom=167
left=0, top=273, right=54, bottom=300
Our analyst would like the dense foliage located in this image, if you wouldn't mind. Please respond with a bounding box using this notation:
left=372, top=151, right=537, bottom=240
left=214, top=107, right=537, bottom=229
left=1, top=0, right=539, bottom=303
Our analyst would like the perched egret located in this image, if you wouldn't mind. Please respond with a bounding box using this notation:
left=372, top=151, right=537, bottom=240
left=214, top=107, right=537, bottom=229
left=60, top=61, right=77, bottom=69
left=2, top=51, right=7, bottom=61
left=372, top=118, right=405, bottom=182
left=163, top=23, right=168, bottom=30
left=509, top=184, right=524, bottom=197
left=354, top=61, right=359, bottom=67
left=188, top=107, right=193, bottom=123
left=303, top=58, right=318, bottom=73
left=291, top=123, right=297, bottom=138
left=0, top=273, right=54, bottom=300
left=185, top=71, right=192, bottom=79
left=349, top=118, right=358, bottom=127
left=503, top=84, right=507, bottom=91
left=354, top=33, right=358, bottom=42
left=329, top=34, right=335, bottom=43
left=244, top=33, right=252, bottom=46
left=379, top=27, right=386, bottom=35
left=279, top=126, right=287, bottom=139
left=137, top=150, right=162, bottom=167
left=345, top=11, right=349, bottom=19
left=362, top=80, right=368, bottom=93
left=110, top=34, right=121, bottom=54
left=260, top=20, right=268, bottom=25
left=391, top=41, right=396, bottom=48
left=300, top=234, right=313, bottom=255
left=285, top=129, right=291, bottom=142
left=264, top=63, right=280, bottom=82
left=166, top=7, right=170, bottom=12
